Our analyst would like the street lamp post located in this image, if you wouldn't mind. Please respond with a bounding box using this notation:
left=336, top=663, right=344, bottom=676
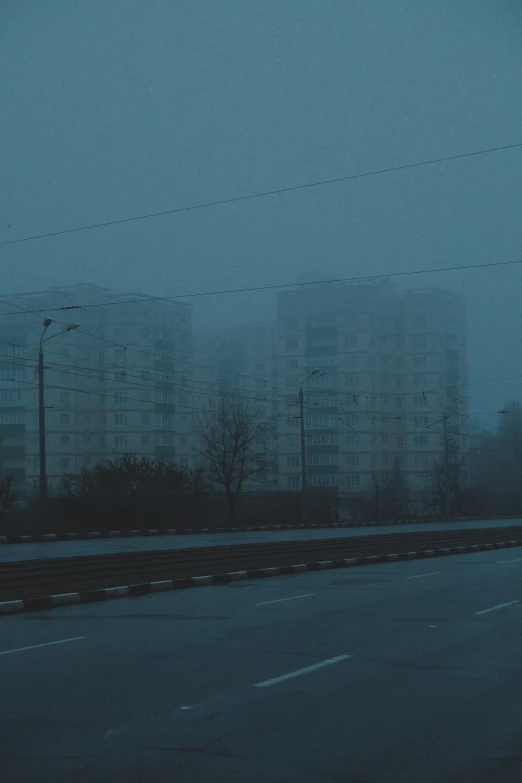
left=38, top=319, right=79, bottom=501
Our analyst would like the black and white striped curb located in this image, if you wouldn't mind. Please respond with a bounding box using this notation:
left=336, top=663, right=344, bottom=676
left=1, top=539, right=520, bottom=617
left=1, top=515, right=520, bottom=545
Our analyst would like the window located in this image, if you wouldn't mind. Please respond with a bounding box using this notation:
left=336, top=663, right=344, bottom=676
left=0, top=412, right=25, bottom=425
left=179, top=458, right=189, bottom=469
left=179, top=395, right=188, bottom=406
left=59, top=457, right=70, bottom=471
left=346, top=455, right=360, bottom=467
left=413, top=355, right=427, bottom=369
left=140, top=370, right=150, bottom=380
left=345, top=334, right=358, bottom=348
left=414, top=434, right=429, bottom=446
left=344, top=415, right=359, bottom=428
left=155, top=328, right=173, bottom=340
left=395, top=377, right=402, bottom=390
left=371, top=454, right=377, bottom=467
left=115, top=349, right=125, bottom=362
left=382, top=452, right=389, bottom=463
left=413, top=375, right=425, bottom=389
left=344, top=374, right=359, bottom=389
left=179, top=435, right=188, bottom=448
left=140, top=392, right=152, bottom=403
left=59, top=392, right=70, bottom=406
left=179, top=415, right=188, bottom=427
left=287, top=434, right=299, bottom=449
left=156, top=433, right=174, bottom=445
left=286, top=358, right=299, bottom=370
left=307, top=433, right=338, bottom=446
left=98, top=414, right=106, bottom=426
left=306, top=414, right=336, bottom=429
left=287, top=475, right=301, bottom=489
left=310, top=474, right=338, bottom=487
left=307, top=454, right=338, bottom=465
left=114, top=414, right=128, bottom=426
left=370, top=416, right=377, bottom=428
left=368, top=396, right=377, bottom=408
left=286, top=455, right=300, bottom=467
left=285, top=338, right=298, bottom=351
left=99, top=436, right=105, bottom=448
left=156, top=391, right=175, bottom=405
left=285, top=318, right=298, bottom=332
left=60, top=371, right=69, bottom=382
left=347, top=354, right=358, bottom=367
left=114, top=435, right=127, bottom=449
left=141, top=414, right=150, bottom=425
left=413, top=316, right=426, bottom=329
left=346, top=434, right=359, bottom=447
left=115, top=394, right=127, bottom=405
left=414, top=454, right=430, bottom=468
left=32, top=457, right=39, bottom=470
left=309, top=374, right=337, bottom=389
left=345, top=315, right=357, bottom=329
left=413, top=335, right=426, bottom=349
left=396, top=397, right=403, bottom=409
left=160, top=414, right=174, bottom=430
left=59, top=434, right=70, bottom=448
left=346, top=475, right=361, bottom=489
left=413, top=395, right=426, bottom=409
left=141, top=435, right=150, bottom=447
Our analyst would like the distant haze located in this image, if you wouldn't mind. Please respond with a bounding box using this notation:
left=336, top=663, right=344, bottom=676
left=1, top=0, right=521, bottom=423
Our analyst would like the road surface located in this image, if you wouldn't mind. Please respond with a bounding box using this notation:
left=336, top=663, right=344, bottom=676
left=1, top=516, right=521, bottom=563
left=2, top=545, right=522, bottom=782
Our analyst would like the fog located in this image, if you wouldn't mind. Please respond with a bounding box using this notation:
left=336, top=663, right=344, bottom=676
left=1, top=0, right=521, bottom=423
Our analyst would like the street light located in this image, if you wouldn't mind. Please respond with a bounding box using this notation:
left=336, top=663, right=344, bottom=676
left=38, top=319, right=79, bottom=501
left=299, top=368, right=328, bottom=522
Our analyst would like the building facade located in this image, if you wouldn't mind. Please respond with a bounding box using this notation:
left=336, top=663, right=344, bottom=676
left=0, top=284, right=194, bottom=497
left=275, top=280, right=468, bottom=497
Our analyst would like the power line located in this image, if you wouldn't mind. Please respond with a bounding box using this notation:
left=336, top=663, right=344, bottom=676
left=2, top=141, right=521, bottom=249
left=0, top=296, right=272, bottom=385
left=1, top=257, right=521, bottom=317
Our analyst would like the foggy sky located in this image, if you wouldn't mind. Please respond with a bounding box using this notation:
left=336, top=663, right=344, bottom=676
left=1, top=0, right=522, bottom=426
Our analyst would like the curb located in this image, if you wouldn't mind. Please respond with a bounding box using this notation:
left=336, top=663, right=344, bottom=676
left=1, top=539, right=519, bottom=617
left=1, top=516, right=520, bottom=545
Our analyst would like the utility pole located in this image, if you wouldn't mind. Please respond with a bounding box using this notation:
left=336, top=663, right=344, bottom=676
left=38, top=319, right=79, bottom=502
left=442, top=410, right=451, bottom=518
left=298, top=368, right=327, bottom=523
left=299, top=384, right=308, bottom=522
left=38, top=342, right=48, bottom=500
left=442, top=397, right=459, bottom=519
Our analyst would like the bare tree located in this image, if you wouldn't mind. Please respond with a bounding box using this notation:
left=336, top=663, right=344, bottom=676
left=193, top=389, right=273, bottom=525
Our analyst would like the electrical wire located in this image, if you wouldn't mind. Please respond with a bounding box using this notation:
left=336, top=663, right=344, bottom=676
left=2, top=140, right=521, bottom=249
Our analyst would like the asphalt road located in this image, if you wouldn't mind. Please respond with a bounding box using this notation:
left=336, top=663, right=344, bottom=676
left=2, top=547, right=522, bottom=782
left=1, top=516, right=521, bottom=563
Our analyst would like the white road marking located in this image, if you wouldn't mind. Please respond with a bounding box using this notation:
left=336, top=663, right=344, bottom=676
left=498, top=558, right=522, bottom=564
left=406, top=571, right=442, bottom=580
left=0, top=636, right=85, bottom=656
left=474, top=601, right=519, bottom=616
left=255, top=593, right=315, bottom=606
left=254, top=655, right=351, bottom=688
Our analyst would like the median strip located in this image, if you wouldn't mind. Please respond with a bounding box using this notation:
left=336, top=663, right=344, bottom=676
left=1, top=537, right=521, bottom=617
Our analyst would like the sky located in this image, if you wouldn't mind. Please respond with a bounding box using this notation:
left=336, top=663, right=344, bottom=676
left=1, top=0, right=521, bottom=424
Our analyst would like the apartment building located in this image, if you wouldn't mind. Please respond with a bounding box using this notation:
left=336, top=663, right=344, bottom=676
left=276, top=280, right=467, bottom=496
left=194, top=321, right=279, bottom=489
left=0, top=284, right=194, bottom=497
